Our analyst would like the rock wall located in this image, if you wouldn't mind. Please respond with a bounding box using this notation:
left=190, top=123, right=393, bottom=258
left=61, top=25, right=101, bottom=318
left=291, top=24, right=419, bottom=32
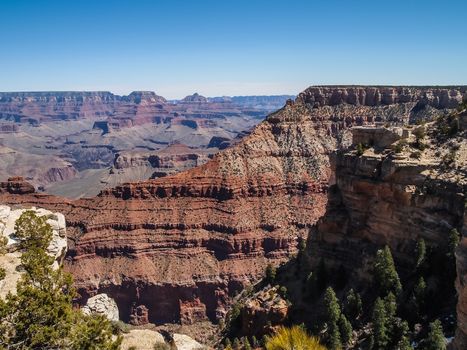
left=0, top=86, right=464, bottom=327
left=309, top=123, right=466, bottom=347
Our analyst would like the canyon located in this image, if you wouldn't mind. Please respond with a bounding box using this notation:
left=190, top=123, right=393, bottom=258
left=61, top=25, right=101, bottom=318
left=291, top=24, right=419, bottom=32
left=0, top=86, right=466, bottom=347
left=0, top=91, right=292, bottom=198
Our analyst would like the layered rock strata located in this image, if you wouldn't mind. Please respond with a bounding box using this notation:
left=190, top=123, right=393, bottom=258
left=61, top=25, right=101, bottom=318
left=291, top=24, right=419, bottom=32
left=0, top=86, right=464, bottom=328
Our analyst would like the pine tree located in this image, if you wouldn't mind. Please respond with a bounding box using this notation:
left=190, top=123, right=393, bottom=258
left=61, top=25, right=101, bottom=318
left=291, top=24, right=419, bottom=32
left=424, top=319, right=446, bottom=350
left=372, top=297, right=389, bottom=349
left=344, top=288, right=363, bottom=321
left=324, top=287, right=340, bottom=326
left=396, top=321, right=413, bottom=350
left=415, top=238, right=426, bottom=270
left=0, top=210, right=120, bottom=349
left=338, top=313, right=353, bottom=345
left=323, top=287, right=342, bottom=350
left=373, top=246, right=402, bottom=296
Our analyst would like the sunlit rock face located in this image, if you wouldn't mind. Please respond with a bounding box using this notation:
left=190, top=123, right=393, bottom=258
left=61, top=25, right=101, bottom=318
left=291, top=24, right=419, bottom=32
left=0, top=205, right=67, bottom=298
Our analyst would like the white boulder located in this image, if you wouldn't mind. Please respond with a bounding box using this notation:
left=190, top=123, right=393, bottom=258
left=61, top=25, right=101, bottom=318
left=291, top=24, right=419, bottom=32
left=82, top=293, right=119, bottom=322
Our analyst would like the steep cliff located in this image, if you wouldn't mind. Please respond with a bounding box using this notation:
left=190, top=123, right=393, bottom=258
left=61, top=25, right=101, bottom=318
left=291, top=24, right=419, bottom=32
left=307, top=110, right=466, bottom=347
left=0, top=86, right=464, bottom=331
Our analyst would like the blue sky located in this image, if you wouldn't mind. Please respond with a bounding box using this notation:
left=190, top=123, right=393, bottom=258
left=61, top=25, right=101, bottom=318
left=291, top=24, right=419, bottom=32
left=0, top=0, right=466, bottom=98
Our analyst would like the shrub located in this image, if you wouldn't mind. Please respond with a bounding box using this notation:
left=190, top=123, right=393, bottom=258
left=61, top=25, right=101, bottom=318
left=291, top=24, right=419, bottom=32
left=392, top=140, right=407, bottom=153
left=410, top=151, right=422, bottom=159
left=265, top=263, right=277, bottom=283
left=356, top=143, right=366, bottom=156
left=265, top=326, right=326, bottom=350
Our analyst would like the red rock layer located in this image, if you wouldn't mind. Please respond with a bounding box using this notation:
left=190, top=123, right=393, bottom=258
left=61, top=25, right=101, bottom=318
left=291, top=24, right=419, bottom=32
left=0, top=86, right=464, bottom=326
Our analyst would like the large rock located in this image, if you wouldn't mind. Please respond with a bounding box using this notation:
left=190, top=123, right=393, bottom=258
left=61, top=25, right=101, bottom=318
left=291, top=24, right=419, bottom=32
left=120, top=329, right=166, bottom=350
left=172, top=333, right=205, bottom=350
left=82, top=293, right=119, bottom=322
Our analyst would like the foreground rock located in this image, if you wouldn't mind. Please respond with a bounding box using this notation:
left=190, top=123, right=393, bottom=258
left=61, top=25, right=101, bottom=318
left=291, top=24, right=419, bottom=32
left=0, top=205, right=67, bottom=297
left=0, top=86, right=464, bottom=330
left=120, top=329, right=165, bottom=350
left=82, top=293, right=120, bottom=322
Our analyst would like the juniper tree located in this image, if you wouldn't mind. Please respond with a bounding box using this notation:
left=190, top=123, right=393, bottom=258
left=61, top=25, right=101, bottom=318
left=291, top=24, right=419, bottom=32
left=0, top=210, right=120, bottom=349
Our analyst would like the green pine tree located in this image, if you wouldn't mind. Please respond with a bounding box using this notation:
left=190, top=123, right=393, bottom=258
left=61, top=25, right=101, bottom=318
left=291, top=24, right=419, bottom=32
left=415, top=238, right=426, bottom=270
left=323, top=287, right=342, bottom=350
left=344, top=289, right=363, bottom=321
left=424, top=319, right=446, bottom=350
left=396, top=321, right=413, bottom=350
left=338, top=313, right=353, bottom=345
left=373, top=246, right=402, bottom=296
left=447, top=229, right=460, bottom=258
left=371, top=297, right=389, bottom=349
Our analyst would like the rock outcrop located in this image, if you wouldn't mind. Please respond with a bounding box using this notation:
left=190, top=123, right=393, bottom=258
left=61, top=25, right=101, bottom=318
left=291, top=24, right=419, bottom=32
left=82, top=293, right=120, bottom=321
left=241, top=286, right=289, bottom=336
left=0, top=205, right=67, bottom=297
left=0, top=86, right=464, bottom=329
left=120, top=329, right=166, bottom=350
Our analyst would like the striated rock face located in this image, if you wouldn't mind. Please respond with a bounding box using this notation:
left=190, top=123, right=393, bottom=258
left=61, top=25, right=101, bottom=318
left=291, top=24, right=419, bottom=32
left=0, top=205, right=67, bottom=297
left=0, top=86, right=464, bottom=327
left=298, top=86, right=466, bottom=109
left=82, top=293, right=119, bottom=321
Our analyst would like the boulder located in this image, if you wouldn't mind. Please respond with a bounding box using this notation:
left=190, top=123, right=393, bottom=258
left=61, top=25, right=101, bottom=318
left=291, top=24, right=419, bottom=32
left=82, top=293, right=119, bottom=322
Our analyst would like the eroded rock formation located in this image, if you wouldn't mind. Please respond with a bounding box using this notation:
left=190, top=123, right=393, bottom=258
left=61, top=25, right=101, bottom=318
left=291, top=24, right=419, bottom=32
left=0, top=86, right=464, bottom=331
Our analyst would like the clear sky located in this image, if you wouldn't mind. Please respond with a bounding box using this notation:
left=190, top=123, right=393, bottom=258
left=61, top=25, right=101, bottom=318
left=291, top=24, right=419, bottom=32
left=1, top=0, right=466, bottom=99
